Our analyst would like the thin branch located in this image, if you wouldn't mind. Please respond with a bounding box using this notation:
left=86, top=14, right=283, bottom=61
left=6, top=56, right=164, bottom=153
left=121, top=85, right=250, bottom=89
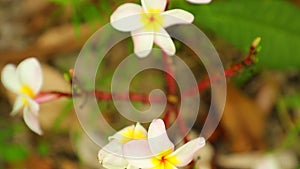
left=182, top=37, right=261, bottom=98
left=35, top=90, right=165, bottom=104
left=162, top=51, right=177, bottom=95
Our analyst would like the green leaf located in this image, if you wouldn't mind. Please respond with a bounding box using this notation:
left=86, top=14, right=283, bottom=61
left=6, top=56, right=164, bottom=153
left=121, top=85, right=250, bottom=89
left=281, top=94, right=300, bottom=108
left=0, top=145, right=29, bottom=162
left=174, top=0, right=300, bottom=69
left=48, top=0, right=69, bottom=5
left=37, top=141, right=50, bottom=157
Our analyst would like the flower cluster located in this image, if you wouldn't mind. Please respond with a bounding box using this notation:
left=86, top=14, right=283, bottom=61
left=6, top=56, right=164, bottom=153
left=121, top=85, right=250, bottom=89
left=1, top=0, right=211, bottom=168
left=98, top=119, right=205, bottom=169
left=1, top=0, right=212, bottom=137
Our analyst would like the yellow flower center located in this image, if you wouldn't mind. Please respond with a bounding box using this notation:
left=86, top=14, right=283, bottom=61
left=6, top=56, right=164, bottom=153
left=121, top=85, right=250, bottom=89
left=140, top=8, right=164, bottom=32
left=20, top=85, right=35, bottom=98
left=121, top=127, right=147, bottom=143
left=151, top=149, right=179, bottom=169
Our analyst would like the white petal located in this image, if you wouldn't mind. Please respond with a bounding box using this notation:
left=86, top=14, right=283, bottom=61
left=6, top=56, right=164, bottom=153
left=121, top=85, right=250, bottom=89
left=1, top=64, right=22, bottom=94
left=170, top=137, right=205, bottom=167
left=17, top=58, right=43, bottom=95
left=154, top=28, right=176, bottom=56
left=108, top=123, right=147, bottom=143
left=148, top=119, right=174, bottom=156
left=99, top=140, right=123, bottom=158
left=134, top=122, right=148, bottom=137
left=186, top=0, right=211, bottom=4
left=161, top=9, right=194, bottom=28
left=23, top=106, right=42, bottom=135
left=109, top=124, right=135, bottom=142
left=10, top=96, right=24, bottom=116
left=28, top=98, right=40, bottom=116
left=110, top=3, right=144, bottom=32
left=141, top=0, right=167, bottom=12
left=108, top=123, right=147, bottom=144
left=101, top=162, right=129, bottom=169
left=123, top=140, right=154, bottom=168
left=127, top=164, right=140, bottom=169
left=98, top=140, right=128, bottom=169
left=131, top=29, right=154, bottom=58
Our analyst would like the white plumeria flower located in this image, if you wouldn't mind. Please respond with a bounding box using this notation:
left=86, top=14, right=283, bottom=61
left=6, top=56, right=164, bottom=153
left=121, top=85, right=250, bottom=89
left=186, top=0, right=211, bottom=4
left=98, top=123, right=147, bottom=169
left=110, top=0, right=194, bottom=58
left=1, top=58, right=43, bottom=135
left=123, top=119, right=205, bottom=169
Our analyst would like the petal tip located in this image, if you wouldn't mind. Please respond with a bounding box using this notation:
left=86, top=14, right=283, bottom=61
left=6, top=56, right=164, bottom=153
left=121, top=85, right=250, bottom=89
left=22, top=57, right=41, bottom=69
left=135, top=50, right=152, bottom=58
left=32, top=124, right=43, bottom=135
left=23, top=108, right=43, bottom=136
left=198, top=137, right=206, bottom=147
left=36, top=129, right=43, bottom=135
left=151, top=118, right=164, bottom=126
left=164, top=49, right=176, bottom=56
left=186, top=0, right=212, bottom=4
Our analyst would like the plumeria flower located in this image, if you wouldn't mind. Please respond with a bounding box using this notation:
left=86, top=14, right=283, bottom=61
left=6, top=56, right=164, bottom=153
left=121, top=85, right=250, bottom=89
left=110, top=0, right=194, bottom=58
left=123, top=119, right=205, bottom=169
left=98, top=123, right=147, bottom=169
left=186, top=0, right=211, bottom=4
left=1, top=58, right=43, bottom=135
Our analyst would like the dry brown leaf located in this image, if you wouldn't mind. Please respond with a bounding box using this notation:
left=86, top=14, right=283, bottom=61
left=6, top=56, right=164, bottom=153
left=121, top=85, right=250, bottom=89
left=26, top=155, right=55, bottom=169
left=219, top=84, right=267, bottom=152
left=0, top=23, right=100, bottom=63
left=22, top=0, right=52, bottom=17
left=7, top=155, right=55, bottom=169
left=59, top=159, right=80, bottom=169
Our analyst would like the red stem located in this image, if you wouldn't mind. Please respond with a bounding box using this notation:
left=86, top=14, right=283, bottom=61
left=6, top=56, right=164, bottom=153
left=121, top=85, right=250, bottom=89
left=161, top=51, right=190, bottom=142
left=36, top=90, right=165, bottom=104
left=35, top=91, right=73, bottom=104
left=161, top=51, right=177, bottom=131
left=93, top=91, right=164, bottom=103
left=182, top=44, right=258, bottom=98
left=162, top=51, right=177, bottom=95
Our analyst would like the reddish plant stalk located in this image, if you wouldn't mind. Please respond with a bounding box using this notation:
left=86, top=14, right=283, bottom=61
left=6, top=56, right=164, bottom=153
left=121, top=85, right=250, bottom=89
left=162, top=52, right=178, bottom=131
left=161, top=50, right=190, bottom=142
left=182, top=42, right=259, bottom=98
left=36, top=90, right=165, bottom=104
left=93, top=91, right=164, bottom=103
left=162, top=51, right=177, bottom=95
left=35, top=91, right=73, bottom=104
